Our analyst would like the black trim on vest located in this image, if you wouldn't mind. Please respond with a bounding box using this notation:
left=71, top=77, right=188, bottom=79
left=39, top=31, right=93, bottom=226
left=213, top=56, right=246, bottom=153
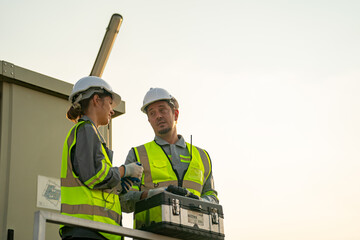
left=132, top=147, right=138, bottom=162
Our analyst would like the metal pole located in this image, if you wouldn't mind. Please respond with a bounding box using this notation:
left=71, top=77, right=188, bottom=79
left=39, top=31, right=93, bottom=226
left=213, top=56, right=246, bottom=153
left=33, top=211, right=46, bottom=240
left=89, top=13, right=123, bottom=148
left=90, top=13, right=123, bottom=77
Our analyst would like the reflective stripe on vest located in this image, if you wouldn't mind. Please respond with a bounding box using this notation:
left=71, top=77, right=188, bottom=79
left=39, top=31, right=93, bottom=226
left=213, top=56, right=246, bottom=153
left=134, top=141, right=211, bottom=196
left=60, top=121, right=122, bottom=240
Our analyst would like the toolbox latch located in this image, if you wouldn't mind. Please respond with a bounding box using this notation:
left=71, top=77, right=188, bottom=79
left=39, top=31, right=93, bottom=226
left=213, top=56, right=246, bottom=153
left=172, top=199, right=180, bottom=215
left=211, top=208, right=219, bottom=224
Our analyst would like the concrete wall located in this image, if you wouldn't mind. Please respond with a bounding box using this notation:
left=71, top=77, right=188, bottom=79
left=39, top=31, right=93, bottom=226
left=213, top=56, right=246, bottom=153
left=0, top=61, right=125, bottom=240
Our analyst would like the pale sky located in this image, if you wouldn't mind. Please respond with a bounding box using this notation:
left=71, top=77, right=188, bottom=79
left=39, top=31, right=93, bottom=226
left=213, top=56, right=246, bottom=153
left=1, top=0, right=360, bottom=239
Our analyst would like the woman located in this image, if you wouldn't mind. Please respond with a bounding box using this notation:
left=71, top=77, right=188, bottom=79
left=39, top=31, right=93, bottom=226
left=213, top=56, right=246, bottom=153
left=60, top=76, right=143, bottom=240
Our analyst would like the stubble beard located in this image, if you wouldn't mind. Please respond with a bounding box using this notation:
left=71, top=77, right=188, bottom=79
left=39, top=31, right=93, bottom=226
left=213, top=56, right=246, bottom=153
left=158, top=127, right=171, bottom=135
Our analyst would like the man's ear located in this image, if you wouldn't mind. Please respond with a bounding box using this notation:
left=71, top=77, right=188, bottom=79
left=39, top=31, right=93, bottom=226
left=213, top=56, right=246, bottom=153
left=174, top=109, right=179, bottom=121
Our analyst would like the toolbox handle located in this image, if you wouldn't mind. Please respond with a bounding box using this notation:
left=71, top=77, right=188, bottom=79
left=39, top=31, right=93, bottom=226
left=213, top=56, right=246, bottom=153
left=167, top=185, right=200, bottom=200
left=189, top=203, right=203, bottom=212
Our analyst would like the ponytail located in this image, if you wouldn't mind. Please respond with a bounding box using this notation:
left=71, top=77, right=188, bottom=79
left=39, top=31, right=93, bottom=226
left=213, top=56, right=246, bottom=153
left=66, top=104, right=83, bottom=123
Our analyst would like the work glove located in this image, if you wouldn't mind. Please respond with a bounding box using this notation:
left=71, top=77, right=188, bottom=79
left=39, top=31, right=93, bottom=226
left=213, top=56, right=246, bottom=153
left=120, top=177, right=140, bottom=194
left=166, top=185, right=200, bottom=200
left=122, top=162, right=143, bottom=179
left=147, top=187, right=167, bottom=198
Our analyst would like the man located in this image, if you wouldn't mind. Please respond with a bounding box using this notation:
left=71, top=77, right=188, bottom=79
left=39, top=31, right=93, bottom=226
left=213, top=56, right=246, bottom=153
left=120, top=88, right=218, bottom=213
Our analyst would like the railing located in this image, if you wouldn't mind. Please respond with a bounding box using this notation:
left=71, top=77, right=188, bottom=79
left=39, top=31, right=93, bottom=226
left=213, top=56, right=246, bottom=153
left=33, top=210, right=179, bottom=240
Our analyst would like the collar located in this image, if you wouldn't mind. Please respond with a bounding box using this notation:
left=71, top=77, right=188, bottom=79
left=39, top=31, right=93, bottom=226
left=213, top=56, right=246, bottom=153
left=79, top=115, right=93, bottom=125
left=154, top=135, right=186, bottom=148
left=79, top=115, right=106, bottom=143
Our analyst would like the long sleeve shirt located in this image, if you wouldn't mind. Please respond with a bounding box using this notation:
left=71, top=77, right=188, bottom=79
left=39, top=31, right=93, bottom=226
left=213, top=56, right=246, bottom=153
left=120, top=135, right=218, bottom=213
left=71, top=116, right=121, bottom=190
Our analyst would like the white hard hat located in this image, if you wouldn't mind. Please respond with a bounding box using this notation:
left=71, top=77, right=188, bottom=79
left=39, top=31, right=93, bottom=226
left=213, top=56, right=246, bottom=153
left=69, top=76, right=121, bottom=107
left=141, top=88, right=179, bottom=113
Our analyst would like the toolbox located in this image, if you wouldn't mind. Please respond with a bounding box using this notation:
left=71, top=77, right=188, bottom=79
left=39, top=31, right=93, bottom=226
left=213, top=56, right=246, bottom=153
left=134, top=191, right=225, bottom=240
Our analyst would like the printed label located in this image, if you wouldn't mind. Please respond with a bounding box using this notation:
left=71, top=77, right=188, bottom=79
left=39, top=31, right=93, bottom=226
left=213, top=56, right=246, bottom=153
left=187, top=210, right=204, bottom=226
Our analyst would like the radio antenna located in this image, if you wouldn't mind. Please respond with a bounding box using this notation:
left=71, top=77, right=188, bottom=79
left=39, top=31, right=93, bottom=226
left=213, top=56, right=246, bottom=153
left=190, top=135, right=193, bottom=160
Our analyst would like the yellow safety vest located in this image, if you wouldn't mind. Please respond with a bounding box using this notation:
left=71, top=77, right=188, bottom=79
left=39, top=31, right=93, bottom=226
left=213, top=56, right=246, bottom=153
left=133, top=141, right=211, bottom=197
left=60, top=121, right=122, bottom=240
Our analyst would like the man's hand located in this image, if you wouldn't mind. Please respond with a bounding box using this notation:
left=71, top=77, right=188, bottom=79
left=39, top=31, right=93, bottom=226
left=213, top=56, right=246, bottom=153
left=141, top=187, right=167, bottom=199
left=166, top=185, right=200, bottom=200
left=147, top=187, right=167, bottom=198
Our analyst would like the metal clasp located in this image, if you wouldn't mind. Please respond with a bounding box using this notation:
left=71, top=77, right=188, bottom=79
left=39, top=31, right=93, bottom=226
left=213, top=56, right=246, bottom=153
left=172, top=199, right=180, bottom=215
left=211, top=208, right=219, bottom=224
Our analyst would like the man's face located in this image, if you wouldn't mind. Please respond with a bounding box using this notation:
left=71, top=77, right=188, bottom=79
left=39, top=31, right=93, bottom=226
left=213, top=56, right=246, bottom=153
left=147, top=101, right=178, bottom=136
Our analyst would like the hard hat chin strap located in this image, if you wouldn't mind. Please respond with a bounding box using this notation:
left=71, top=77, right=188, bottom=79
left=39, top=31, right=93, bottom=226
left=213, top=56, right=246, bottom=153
left=73, top=93, right=83, bottom=105
left=168, top=98, right=179, bottom=110
left=72, top=102, right=81, bottom=110
left=168, top=99, right=175, bottom=107
left=72, top=88, right=106, bottom=106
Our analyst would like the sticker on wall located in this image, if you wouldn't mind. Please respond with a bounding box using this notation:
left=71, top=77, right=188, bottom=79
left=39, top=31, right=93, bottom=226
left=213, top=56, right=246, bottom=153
left=36, top=175, right=61, bottom=211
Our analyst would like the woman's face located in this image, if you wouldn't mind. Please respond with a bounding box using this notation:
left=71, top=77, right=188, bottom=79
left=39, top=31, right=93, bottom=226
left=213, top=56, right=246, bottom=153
left=97, top=96, right=115, bottom=126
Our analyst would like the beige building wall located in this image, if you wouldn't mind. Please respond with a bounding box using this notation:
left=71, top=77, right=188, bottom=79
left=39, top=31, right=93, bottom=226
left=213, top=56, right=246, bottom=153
left=0, top=61, right=125, bottom=240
